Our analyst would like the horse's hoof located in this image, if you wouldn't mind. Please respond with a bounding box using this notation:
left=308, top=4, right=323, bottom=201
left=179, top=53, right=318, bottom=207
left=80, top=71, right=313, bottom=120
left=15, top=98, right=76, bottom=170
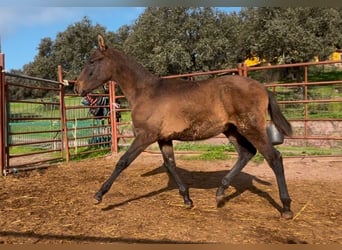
left=281, top=210, right=293, bottom=220
left=94, top=192, right=103, bottom=205
left=216, top=195, right=226, bottom=208
left=184, top=200, right=194, bottom=209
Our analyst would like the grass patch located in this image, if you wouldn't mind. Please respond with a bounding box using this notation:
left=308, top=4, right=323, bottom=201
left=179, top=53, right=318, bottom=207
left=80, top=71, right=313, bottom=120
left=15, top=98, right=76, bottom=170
left=174, top=142, right=235, bottom=152
left=308, top=69, right=342, bottom=82
left=68, top=146, right=111, bottom=161
left=181, top=150, right=232, bottom=161
left=162, top=142, right=341, bottom=162
left=276, top=145, right=341, bottom=156
left=173, top=142, right=234, bottom=161
left=252, top=152, right=265, bottom=164
left=9, top=145, right=47, bottom=155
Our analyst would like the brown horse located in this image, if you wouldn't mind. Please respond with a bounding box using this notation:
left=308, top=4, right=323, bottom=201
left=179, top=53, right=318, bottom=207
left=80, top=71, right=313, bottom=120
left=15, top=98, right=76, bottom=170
left=75, top=35, right=293, bottom=219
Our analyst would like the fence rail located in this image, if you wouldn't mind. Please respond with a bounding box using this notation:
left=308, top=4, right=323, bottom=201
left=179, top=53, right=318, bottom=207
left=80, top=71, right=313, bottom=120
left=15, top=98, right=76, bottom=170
left=1, top=65, right=64, bottom=174
left=108, top=60, right=342, bottom=151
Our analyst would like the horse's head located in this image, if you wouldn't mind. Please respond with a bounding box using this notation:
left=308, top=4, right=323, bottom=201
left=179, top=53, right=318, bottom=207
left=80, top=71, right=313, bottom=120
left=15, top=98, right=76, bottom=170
left=74, top=35, right=113, bottom=96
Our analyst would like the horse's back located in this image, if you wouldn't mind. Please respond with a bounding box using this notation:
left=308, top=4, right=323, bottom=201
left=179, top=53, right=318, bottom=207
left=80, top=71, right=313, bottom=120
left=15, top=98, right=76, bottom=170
left=149, top=75, right=268, bottom=119
left=207, top=75, right=266, bottom=93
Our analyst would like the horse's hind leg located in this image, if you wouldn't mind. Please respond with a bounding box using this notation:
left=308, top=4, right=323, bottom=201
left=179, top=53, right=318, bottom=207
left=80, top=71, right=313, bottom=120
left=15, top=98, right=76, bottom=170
left=158, top=140, right=193, bottom=208
left=262, top=145, right=293, bottom=219
left=246, top=133, right=293, bottom=219
left=216, top=130, right=256, bottom=207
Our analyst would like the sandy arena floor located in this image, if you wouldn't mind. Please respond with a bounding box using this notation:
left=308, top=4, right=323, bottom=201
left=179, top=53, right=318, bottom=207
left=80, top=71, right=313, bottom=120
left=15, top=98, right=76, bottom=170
left=0, top=153, right=341, bottom=244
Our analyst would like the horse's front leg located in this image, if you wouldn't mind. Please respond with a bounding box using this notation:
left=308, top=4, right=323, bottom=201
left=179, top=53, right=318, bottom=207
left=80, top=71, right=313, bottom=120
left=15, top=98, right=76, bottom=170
left=158, top=140, right=193, bottom=208
left=94, top=133, right=155, bottom=203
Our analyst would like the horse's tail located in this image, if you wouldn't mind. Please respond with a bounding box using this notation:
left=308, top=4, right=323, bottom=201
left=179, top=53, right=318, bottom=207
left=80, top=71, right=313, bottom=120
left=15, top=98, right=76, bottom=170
left=268, top=91, right=293, bottom=137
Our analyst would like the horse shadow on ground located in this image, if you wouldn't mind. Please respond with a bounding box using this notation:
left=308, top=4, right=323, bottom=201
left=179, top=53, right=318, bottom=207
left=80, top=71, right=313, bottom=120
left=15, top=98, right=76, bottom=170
left=0, top=230, right=207, bottom=244
left=102, top=164, right=283, bottom=214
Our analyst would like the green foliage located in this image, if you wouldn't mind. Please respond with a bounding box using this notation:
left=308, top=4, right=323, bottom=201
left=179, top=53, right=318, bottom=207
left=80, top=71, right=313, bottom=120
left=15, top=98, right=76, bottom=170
left=123, top=7, right=241, bottom=75
left=240, top=7, right=342, bottom=63
left=21, top=7, right=342, bottom=82
left=23, top=17, right=117, bottom=81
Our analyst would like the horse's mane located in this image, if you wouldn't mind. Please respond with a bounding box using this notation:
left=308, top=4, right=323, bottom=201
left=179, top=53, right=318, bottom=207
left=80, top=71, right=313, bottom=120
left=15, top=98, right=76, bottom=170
left=109, top=48, right=158, bottom=84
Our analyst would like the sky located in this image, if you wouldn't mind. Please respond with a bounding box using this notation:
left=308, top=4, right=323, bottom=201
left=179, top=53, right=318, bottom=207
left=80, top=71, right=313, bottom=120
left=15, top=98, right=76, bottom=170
left=0, top=7, right=146, bottom=71
left=0, top=7, right=241, bottom=71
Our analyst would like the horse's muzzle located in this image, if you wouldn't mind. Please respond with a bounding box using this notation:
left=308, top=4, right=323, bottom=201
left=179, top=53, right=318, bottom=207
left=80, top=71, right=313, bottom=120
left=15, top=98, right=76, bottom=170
left=73, top=81, right=87, bottom=96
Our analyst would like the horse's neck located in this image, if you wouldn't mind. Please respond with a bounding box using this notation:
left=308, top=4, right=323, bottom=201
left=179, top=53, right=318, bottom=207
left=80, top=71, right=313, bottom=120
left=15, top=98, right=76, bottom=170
left=117, top=74, right=157, bottom=107
left=111, top=51, right=159, bottom=107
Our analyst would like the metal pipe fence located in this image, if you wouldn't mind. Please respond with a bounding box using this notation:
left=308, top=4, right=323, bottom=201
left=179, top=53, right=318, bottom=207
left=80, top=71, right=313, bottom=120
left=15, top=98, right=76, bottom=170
left=0, top=64, right=116, bottom=174
left=61, top=92, right=113, bottom=160
left=1, top=54, right=341, bottom=175
left=1, top=71, right=64, bottom=174
left=245, top=61, right=342, bottom=148
left=109, top=61, right=342, bottom=152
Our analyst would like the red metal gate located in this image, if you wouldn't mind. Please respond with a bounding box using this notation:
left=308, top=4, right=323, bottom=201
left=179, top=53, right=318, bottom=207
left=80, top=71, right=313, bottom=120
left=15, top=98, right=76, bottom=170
left=0, top=57, right=120, bottom=175
left=243, top=61, right=342, bottom=147
left=1, top=67, right=65, bottom=175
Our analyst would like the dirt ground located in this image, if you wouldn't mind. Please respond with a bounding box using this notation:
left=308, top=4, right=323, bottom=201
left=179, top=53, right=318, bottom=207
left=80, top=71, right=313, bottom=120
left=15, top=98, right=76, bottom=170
left=0, top=152, right=341, bottom=244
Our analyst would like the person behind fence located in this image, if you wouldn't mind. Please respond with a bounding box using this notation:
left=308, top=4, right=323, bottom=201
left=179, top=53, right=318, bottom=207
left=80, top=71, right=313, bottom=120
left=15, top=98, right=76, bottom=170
left=81, top=94, right=121, bottom=122
left=113, top=100, right=121, bottom=122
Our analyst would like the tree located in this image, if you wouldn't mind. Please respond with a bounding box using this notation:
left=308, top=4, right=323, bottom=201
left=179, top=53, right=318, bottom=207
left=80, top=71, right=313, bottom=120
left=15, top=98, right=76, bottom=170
left=301, top=8, right=342, bottom=60
left=23, top=37, right=56, bottom=80
left=22, top=7, right=342, bottom=83
left=123, top=7, right=241, bottom=76
left=239, top=7, right=342, bottom=63
left=23, top=17, right=116, bottom=81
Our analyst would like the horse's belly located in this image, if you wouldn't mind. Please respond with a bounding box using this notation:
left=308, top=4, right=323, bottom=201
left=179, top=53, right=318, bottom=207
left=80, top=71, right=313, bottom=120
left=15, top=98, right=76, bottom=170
left=164, top=121, right=227, bottom=141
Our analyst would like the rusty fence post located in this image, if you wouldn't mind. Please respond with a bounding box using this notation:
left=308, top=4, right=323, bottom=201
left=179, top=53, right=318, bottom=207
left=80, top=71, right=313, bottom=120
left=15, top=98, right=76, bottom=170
left=0, top=53, right=5, bottom=174
left=237, top=63, right=248, bottom=77
left=303, top=65, right=309, bottom=138
left=237, top=63, right=243, bottom=76
left=109, top=81, right=118, bottom=154
left=57, top=65, right=70, bottom=162
left=243, top=63, right=248, bottom=77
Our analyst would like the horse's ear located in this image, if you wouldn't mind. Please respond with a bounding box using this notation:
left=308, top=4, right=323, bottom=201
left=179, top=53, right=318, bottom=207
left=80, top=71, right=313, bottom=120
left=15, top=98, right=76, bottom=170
left=98, top=34, right=107, bottom=51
